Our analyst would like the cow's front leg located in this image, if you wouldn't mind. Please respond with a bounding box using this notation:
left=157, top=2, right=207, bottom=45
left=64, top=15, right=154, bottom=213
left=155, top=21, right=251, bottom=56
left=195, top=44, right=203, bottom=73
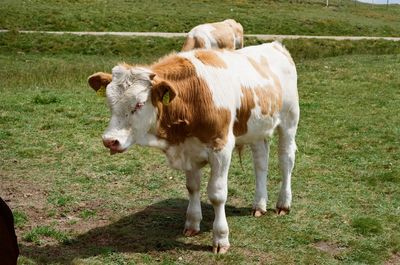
left=207, top=138, right=234, bottom=254
left=184, top=167, right=202, bottom=236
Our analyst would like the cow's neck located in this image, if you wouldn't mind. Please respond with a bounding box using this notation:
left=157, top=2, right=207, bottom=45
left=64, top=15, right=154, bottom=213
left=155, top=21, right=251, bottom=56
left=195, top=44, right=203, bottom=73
left=135, top=133, right=168, bottom=150
left=132, top=103, right=168, bottom=149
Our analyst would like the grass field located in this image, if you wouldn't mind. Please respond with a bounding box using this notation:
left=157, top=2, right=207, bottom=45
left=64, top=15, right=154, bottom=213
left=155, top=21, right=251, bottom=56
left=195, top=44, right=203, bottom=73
left=0, top=30, right=399, bottom=264
left=1, top=0, right=400, bottom=36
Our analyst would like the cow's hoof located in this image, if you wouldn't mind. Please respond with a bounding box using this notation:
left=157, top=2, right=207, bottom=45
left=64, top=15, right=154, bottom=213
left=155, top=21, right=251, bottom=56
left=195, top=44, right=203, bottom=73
left=276, top=207, right=290, bottom=215
left=183, top=228, right=200, bottom=237
left=213, top=244, right=230, bottom=254
left=252, top=209, right=266, bottom=217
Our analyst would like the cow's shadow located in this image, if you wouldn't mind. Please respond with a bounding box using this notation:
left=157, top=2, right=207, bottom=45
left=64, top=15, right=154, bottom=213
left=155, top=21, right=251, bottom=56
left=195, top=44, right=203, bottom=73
left=20, top=198, right=251, bottom=264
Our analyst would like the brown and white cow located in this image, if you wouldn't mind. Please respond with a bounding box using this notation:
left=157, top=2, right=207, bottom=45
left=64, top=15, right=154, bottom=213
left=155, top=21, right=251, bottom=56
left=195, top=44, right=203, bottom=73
left=88, top=42, right=299, bottom=254
left=181, top=19, right=244, bottom=51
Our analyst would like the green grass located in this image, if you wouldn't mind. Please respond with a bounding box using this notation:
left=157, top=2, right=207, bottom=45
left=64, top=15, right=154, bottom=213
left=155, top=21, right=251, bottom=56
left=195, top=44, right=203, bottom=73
left=1, top=32, right=399, bottom=264
left=1, top=31, right=400, bottom=63
left=13, top=211, right=28, bottom=228
left=23, top=225, right=72, bottom=245
left=352, top=216, right=383, bottom=236
left=1, top=0, right=400, bottom=36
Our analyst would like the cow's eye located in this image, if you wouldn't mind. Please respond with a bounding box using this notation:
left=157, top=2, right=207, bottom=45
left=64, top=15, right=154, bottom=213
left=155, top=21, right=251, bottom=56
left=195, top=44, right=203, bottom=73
left=131, top=102, right=144, bottom=115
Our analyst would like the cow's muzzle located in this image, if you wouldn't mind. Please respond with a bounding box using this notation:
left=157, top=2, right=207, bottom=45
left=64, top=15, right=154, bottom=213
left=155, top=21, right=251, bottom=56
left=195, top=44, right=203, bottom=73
left=102, top=138, right=125, bottom=155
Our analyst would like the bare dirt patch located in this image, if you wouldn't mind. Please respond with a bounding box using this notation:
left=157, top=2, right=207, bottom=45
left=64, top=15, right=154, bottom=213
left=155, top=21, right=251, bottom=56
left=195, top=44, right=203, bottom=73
left=313, top=241, right=346, bottom=257
left=1, top=177, right=49, bottom=224
left=385, top=252, right=400, bottom=265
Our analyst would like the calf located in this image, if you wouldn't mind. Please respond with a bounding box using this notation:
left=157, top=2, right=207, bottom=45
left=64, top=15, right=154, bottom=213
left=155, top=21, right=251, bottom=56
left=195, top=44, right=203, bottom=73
left=88, top=42, right=299, bottom=253
left=181, top=19, right=244, bottom=51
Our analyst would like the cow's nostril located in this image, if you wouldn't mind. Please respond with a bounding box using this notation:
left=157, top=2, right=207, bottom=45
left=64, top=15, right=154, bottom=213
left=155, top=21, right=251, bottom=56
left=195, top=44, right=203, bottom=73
left=103, top=138, right=120, bottom=149
left=110, top=139, right=119, bottom=147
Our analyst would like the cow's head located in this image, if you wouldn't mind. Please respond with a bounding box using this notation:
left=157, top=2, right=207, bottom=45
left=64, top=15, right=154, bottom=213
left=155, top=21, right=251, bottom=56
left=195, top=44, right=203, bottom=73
left=88, top=65, right=176, bottom=154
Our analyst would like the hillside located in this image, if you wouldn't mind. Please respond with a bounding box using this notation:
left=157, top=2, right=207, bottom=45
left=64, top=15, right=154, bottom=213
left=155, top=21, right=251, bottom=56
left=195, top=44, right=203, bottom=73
left=1, top=0, right=400, bottom=36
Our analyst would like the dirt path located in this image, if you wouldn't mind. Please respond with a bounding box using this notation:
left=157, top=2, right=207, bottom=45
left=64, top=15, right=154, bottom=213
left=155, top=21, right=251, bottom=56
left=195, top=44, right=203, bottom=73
left=1, top=29, right=400, bottom=41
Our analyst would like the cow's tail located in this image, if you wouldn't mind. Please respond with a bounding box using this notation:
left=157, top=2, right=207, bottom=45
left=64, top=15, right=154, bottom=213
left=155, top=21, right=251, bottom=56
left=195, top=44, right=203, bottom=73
left=236, top=144, right=245, bottom=171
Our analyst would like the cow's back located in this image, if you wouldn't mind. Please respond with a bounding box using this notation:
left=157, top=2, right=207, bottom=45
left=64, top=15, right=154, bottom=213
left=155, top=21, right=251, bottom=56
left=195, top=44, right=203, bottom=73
left=182, top=21, right=237, bottom=51
left=238, top=42, right=298, bottom=111
left=152, top=43, right=297, bottom=148
left=181, top=43, right=298, bottom=144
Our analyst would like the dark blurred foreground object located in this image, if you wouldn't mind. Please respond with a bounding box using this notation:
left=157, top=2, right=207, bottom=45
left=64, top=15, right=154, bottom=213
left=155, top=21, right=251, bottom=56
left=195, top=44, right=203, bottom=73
left=0, top=197, right=19, bottom=265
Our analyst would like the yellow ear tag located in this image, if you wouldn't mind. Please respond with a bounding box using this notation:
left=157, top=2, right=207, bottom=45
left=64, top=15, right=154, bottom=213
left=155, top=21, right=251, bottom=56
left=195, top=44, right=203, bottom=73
left=162, top=91, right=170, bottom=105
left=96, top=86, right=107, bottom=97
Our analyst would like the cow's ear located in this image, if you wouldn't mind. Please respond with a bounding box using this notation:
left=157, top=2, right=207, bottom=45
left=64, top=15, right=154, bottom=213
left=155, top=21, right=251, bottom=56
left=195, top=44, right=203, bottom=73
left=152, top=80, right=177, bottom=106
left=87, top=72, right=112, bottom=92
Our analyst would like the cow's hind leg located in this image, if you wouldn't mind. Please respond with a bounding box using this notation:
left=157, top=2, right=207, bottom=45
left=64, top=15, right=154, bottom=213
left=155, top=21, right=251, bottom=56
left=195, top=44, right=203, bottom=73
left=184, top=167, right=202, bottom=236
left=250, top=140, right=269, bottom=217
left=207, top=136, right=235, bottom=254
left=276, top=121, right=298, bottom=215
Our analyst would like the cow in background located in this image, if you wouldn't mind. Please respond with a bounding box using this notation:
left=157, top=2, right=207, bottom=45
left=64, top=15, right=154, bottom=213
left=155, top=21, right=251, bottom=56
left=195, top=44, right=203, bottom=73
left=88, top=42, right=299, bottom=253
left=181, top=19, right=244, bottom=51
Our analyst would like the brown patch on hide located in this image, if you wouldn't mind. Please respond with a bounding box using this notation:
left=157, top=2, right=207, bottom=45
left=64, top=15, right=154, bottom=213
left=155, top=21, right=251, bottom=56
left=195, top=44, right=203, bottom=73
left=194, top=36, right=206, bottom=49
left=233, top=83, right=282, bottom=137
left=254, top=86, right=282, bottom=116
left=247, top=57, right=269, bottom=79
left=260, top=56, right=283, bottom=93
left=181, top=36, right=196, bottom=51
left=152, top=55, right=197, bottom=81
left=87, top=72, right=112, bottom=91
left=211, top=22, right=235, bottom=50
left=233, top=87, right=255, bottom=136
left=232, top=55, right=283, bottom=137
left=194, top=50, right=227, bottom=68
left=150, top=54, right=231, bottom=150
left=252, top=56, right=283, bottom=116
left=181, top=36, right=206, bottom=51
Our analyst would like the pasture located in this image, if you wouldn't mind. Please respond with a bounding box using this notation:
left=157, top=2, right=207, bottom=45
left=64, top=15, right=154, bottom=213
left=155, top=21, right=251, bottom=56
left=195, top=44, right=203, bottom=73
left=1, top=0, right=400, bottom=36
left=1, top=0, right=400, bottom=263
left=0, top=31, right=399, bottom=264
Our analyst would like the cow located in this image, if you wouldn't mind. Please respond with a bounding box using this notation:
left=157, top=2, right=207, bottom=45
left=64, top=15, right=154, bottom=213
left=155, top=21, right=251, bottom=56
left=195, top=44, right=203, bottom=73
left=0, top=198, right=19, bottom=265
left=181, top=19, right=244, bottom=51
left=87, top=41, right=299, bottom=254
